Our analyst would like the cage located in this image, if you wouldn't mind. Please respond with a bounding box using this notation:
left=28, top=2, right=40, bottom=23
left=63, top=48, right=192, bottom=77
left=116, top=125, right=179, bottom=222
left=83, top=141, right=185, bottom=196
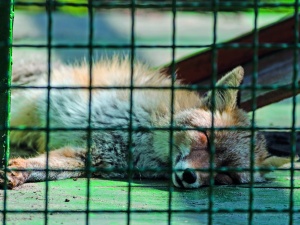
left=0, top=0, right=299, bottom=225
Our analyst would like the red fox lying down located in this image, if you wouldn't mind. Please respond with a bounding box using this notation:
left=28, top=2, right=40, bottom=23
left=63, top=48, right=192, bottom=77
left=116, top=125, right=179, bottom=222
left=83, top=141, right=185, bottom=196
left=0, top=58, right=287, bottom=189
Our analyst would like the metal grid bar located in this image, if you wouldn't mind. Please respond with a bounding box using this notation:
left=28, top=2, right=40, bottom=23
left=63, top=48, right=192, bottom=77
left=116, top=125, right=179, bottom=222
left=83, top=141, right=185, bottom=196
left=127, top=1, right=136, bottom=224
left=11, top=1, right=300, bottom=10
left=166, top=1, right=177, bottom=224
left=1, top=1, right=300, bottom=225
left=249, top=0, right=259, bottom=224
left=289, top=1, right=299, bottom=224
left=44, top=0, right=54, bottom=224
left=0, top=1, right=13, bottom=170
left=0, top=1, right=14, bottom=225
left=208, top=0, right=218, bottom=224
left=85, top=1, right=94, bottom=224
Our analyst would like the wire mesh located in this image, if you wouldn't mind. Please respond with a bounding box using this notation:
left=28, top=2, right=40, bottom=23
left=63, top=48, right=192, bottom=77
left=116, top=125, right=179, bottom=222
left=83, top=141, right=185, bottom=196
left=0, top=0, right=300, bottom=225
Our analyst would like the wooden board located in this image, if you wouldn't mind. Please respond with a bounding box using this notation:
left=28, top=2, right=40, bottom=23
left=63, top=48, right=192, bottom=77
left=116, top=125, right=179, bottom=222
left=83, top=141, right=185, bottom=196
left=162, top=15, right=300, bottom=111
left=240, top=49, right=300, bottom=111
left=0, top=170, right=300, bottom=225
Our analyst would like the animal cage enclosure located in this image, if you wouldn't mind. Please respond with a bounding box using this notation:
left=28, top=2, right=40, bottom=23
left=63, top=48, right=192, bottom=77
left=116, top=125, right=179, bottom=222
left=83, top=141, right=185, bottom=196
left=0, top=0, right=300, bottom=225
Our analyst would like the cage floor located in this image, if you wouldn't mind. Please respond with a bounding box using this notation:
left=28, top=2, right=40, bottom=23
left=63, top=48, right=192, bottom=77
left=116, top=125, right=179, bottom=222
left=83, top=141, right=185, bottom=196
left=0, top=163, right=299, bottom=225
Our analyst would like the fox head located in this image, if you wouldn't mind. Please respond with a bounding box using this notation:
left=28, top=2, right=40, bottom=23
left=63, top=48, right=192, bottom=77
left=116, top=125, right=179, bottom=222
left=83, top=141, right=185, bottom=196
left=171, top=66, right=268, bottom=188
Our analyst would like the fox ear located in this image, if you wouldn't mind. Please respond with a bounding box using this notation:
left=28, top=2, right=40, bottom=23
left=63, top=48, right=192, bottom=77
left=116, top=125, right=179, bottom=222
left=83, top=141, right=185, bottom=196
left=201, top=66, right=244, bottom=111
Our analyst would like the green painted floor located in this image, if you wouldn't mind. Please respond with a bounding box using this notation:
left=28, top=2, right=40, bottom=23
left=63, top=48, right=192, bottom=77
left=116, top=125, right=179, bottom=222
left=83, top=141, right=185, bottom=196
left=1, top=165, right=300, bottom=225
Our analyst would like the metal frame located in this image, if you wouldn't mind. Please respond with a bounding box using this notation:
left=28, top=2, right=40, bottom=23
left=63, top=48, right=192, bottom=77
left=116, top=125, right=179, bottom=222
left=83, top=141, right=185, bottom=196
left=1, top=1, right=300, bottom=225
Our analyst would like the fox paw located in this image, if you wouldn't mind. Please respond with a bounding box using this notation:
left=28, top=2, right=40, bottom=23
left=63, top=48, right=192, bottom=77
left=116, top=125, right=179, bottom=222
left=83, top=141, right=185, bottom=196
left=0, top=159, right=30, bottom=189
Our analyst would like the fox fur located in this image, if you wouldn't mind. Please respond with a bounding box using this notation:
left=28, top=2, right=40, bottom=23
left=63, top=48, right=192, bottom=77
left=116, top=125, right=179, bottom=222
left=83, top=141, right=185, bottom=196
left=0, top=57, right=286, bottom=189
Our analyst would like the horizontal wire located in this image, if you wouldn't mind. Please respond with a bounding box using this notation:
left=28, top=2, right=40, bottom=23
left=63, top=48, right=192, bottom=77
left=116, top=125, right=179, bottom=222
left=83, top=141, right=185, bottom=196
left=5, top=126, right=300, bottom=132
left=7, top=86, right=300, bottom=91
left=6, top=124, right=300, bottom=130
left=2, top=209, right=300, bottom=214
left=13, top=1, right=300, bottom=9
left=5, top=166, right=300, bottom=173
left=8, top=43, right=300, bottom=49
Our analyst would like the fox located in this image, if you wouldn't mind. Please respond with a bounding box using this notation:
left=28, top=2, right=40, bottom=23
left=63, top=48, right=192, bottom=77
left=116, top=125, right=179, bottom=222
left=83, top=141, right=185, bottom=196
left=0, top=57, right=287, bottom=189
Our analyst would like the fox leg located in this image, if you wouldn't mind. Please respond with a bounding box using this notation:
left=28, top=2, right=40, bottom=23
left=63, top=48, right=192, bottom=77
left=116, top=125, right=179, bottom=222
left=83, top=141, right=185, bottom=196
left=0, top=147, right=86, bottom=189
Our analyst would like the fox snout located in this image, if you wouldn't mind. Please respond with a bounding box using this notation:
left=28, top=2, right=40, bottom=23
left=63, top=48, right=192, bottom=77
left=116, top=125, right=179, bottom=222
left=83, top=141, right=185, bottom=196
left=173, top=168, right=200, bottom=189
left=173, top=149, right=211, bottom=188
left=173, top=131, right=211, bottom=188
left=172, top=142, right=236, bottom=188
left=173, top=162, right=204, bottom=189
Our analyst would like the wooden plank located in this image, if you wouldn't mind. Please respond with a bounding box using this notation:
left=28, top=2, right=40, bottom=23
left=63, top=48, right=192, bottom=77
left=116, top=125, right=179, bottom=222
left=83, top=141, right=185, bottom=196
left=1, top=173, right=300, bottom=224
left=240, top=49, right=300, bottom=111
left=161, top=15, right=300, bottom=111
left=175, top=49, right=300, bottom=111
left=161, top=15, right=299, bottom=84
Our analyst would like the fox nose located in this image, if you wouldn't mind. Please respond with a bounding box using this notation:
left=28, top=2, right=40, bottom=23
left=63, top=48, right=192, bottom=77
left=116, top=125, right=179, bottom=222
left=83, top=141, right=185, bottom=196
left=182, top=169, right=197, bottom=184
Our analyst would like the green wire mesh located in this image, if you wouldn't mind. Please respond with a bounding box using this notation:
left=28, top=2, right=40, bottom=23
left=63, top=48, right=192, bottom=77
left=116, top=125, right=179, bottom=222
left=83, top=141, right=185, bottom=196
left=0, top=0, right=13, bottom=171
left=1, top=1, right=300, bottom=225
left=0, top=1, right=13, bottom=225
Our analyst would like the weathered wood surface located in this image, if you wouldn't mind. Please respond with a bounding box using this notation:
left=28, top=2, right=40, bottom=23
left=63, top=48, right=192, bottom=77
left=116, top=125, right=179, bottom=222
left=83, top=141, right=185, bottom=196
left=240, top=50, right=300, bottom=111
left=162, top=15, right=300, bottom=111
left=0, top=168, right=299, bottom=225
left=184, top=49, right=300, bottom=112
left=162, top=15, right=299, bottom=84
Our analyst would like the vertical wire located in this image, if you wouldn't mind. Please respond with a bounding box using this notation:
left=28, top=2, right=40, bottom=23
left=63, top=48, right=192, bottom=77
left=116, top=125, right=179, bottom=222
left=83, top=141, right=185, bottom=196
left=249, top=1, right=259, bottom=224
left=1, top=1, right=14, bottom=224
left=127, top=1, right=135, bottom=224
left=85, top=1, right=94, bottom=225
left=45, top=0, right=55, bottom=224
left=45, top=0, right=54, bottom=224
left=208, top=1, right=218, bottom=224
left=167, top=0, right=176, bottom=224
left=288, top=1, right=299, bottom=224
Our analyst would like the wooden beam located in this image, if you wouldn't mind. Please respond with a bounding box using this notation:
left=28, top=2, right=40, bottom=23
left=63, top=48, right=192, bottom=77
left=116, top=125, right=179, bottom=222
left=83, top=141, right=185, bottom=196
left=162, top=15, right=299, bottom=84
left=161, top=15, right=300, bottom=111
left=240, top=49, right=300, bottom=111
left=194, top=49, right=300, bottom=112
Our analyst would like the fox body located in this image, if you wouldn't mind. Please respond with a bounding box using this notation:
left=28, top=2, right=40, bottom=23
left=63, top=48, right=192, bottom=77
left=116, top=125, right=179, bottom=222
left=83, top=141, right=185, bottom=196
left=1, top=58, right=278, bottom=189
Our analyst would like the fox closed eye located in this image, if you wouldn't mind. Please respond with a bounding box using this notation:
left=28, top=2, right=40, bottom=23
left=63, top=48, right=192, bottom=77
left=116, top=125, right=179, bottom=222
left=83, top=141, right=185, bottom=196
left=175, top=153, right=183, bottom=164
